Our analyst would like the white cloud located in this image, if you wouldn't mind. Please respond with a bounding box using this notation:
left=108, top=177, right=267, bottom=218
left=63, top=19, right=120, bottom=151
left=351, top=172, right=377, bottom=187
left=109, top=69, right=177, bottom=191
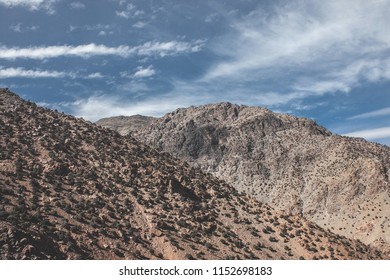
left=83, top=24, right=114, bottom=36
left=348, top=107, right=390, bottom=120
left=29, top=25, right=39, bottom=31
left=116, top=3, right=143, bottom=19
left=10, top=23, right=22, bottom=32
left=115, top=11, right=129, bottom=18
left=69, top=2, right=85, bottom=9
left=135, top=40, right=205, bottom=57
left=0, top=67, right=71, bottom=78
left=0, top=0, right=58, bottom=13
left=293, top=80, right=351, bottom=95
left=293, top=58, right=390, bottom=95
left=85, top=24, right=111, bottom=31
left=68, top=25, right=77, bottom=32
left=86, top=72, right=104, bottom=79
left=132, top=65, right=155, bottom=78
left=9, top=23, right=39, bottom=32
left=133, top=21, right=146, bottom=28
left=0, top=41, right=204, bottom=60
left=205, top=13, right=218, bottom=23
left=0, top=67, right=107, bottom=80
left=344, top=126, right=390, bottom=140
left=69, top=94, right=190, bottom=121
left=0, top=44, right=128, bottom=60
left=203, top=0, right=390, bottom=98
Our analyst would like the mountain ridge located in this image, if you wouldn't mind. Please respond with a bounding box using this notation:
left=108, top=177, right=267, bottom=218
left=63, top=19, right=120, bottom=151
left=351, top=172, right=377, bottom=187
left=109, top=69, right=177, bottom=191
left=97, top=102, right=390, bottom=252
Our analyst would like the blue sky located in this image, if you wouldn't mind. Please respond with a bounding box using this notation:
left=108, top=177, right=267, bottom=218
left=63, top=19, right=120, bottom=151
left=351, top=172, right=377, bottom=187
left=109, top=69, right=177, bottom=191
left=0, top=0, right=389, bottom=146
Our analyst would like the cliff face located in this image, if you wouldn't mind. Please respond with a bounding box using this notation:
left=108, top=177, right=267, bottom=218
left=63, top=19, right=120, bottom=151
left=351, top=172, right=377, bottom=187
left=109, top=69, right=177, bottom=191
left=100, top=102, right=390, bottom=249
left=3, top=89, right=385, bottom=260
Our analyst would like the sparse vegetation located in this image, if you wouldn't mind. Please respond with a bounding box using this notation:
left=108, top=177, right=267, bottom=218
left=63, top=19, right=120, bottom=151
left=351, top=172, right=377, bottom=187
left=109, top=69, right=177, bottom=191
left=0, top=89, right=387, bottom=260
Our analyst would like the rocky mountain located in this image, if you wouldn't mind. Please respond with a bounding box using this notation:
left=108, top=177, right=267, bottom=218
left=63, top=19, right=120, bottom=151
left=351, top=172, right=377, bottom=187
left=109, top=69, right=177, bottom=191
left=0, top=88, right=386, bottom=260
left=98, top=102, right=390, bottom=252
left=96, top=115, right=156, bottom=136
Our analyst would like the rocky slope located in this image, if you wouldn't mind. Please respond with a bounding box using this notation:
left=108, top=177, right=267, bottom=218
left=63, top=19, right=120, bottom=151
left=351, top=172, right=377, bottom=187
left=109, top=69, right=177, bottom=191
left=96, top=115, right=155, bottom=136
left=0, top=88, right=386, bottom=260
left=99, top=102, right=390, bottom=251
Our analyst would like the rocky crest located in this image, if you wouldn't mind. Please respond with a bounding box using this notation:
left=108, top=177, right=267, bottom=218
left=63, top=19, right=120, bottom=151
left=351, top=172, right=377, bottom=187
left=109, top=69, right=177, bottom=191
left=96, top=115, right=155, bottom=136
left=1, top=89, right=386, bottom=260
left=100, top=102, right=390, bottom=251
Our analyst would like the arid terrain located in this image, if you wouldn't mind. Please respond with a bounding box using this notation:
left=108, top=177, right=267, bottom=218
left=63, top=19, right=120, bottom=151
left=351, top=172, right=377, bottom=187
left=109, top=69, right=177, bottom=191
left=98, top=102, right=390, bottom=253
left=1, top=88, right=387, bottom=260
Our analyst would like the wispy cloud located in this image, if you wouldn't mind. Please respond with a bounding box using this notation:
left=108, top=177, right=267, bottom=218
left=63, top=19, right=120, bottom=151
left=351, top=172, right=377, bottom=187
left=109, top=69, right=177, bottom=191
left=70, top=24, right=115, bottom=36
left=344, top=126, right=390, bottom=140
left=298, top=58, right=390, bottom=94
left=69, top=2, right=84, bottom=10
left=9, top=23, right=22, bottom=32
left=0, top=67, right=107, bottom=80
left=0, top=67, right=71, bottom=78
left=348, top=107, right=390, bottom=120
left=0, top=0, right=58, bottom=14
left=10, top=23, right=39, bottom=33
left=0, top=41, right=204, bottom=60
left=133, top=21, right=146, bottom=28
left=135, top=40, right=205, bottom=57
left=68, top=94, right=190, bottom=121
left=0, top=44, right=129, bottom=60
left=116, top=3, right=144, bottom=19
left=132, top=65, right=155, bottom=78
left=203, top=0, right=390, bottom=99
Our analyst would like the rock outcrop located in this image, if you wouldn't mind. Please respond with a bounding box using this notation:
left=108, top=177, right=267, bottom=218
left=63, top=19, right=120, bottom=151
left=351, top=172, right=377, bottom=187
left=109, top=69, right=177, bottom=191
left=96, top=115, right=155, bottom=136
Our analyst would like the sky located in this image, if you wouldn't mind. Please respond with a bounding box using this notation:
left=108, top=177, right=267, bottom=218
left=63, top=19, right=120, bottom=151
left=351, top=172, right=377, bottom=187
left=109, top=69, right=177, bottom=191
left=0, top=0, right=389, bottom=146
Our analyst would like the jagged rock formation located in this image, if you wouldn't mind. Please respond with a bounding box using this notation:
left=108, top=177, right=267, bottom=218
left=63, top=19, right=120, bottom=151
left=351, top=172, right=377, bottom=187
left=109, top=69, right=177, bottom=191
left=100, top=102, right=390, bottom=251
left=0, top=89, right=386, bottom=260
left=96, top=115, right=155, bottom=136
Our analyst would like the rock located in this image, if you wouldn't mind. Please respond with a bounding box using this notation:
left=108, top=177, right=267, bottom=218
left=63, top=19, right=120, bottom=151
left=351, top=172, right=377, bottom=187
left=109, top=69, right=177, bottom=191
left=19, top=238, right=27, bottom=245
left=21, top=245, right=35, bottom=256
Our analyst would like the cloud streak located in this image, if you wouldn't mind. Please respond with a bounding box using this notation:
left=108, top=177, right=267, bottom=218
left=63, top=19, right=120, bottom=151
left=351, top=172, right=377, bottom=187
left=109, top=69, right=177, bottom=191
left=0, top=67, right=107, bottom=79
left=0, top=67, right=71, bottom=78
left=0, top=0, right=58, bottom=13
left=344, top=127, right=390, bottom=140
left=348, top=107, right=390, bottom=120
left=0, top=41, right=204, bottom=60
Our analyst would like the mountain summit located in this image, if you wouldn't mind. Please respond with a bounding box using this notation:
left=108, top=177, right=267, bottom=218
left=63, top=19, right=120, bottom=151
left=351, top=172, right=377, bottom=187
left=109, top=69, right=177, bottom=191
left=98, top=102, right=390, bottom=252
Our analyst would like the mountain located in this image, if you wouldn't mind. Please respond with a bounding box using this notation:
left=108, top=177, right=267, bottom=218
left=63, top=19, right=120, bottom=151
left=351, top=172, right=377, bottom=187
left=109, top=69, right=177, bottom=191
left=96, top=115, right=156, bottom=136
left=0, top=88, right=386, bottom=260
left=97, top=102, right=390, bottom=252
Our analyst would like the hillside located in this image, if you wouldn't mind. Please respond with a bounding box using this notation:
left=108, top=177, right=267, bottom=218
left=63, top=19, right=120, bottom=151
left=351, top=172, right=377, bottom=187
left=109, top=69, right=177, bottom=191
left=0, top=88, right=386, bottom=260
left=99, top=102, right=390, bottom=251
left=96, top=115, right=156, bottom=136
